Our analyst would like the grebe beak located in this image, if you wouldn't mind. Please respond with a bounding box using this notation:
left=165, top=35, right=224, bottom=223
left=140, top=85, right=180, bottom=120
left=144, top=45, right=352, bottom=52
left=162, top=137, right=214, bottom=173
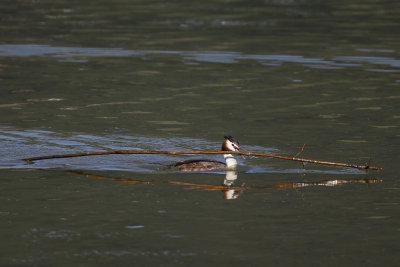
left=236, top=147, right=247, bottom=159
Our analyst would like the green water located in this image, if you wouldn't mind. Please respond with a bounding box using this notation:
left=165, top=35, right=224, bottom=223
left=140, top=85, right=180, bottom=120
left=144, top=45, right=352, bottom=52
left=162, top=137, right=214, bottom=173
left=1, top=0, right=399, bottom=266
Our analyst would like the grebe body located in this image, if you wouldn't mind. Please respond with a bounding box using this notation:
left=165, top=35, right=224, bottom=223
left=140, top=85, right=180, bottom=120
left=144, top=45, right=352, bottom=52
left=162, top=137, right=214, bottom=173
left=173, top=159, right=226, bottom=171
left=172, top=136, right=242, bottom=171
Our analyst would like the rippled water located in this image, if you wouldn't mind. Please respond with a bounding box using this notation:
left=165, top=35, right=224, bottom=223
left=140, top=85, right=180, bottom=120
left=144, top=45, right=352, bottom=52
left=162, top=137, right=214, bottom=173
left=0, top=127, right=365, bottom=175
left=2, top=44, right=400, bottom=72
left=1, top=0, right=399, bottom=266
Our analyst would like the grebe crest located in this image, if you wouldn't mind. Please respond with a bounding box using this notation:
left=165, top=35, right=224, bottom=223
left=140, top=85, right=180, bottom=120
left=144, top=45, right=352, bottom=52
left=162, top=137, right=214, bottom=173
left=173, top=136, right=243, bottom=171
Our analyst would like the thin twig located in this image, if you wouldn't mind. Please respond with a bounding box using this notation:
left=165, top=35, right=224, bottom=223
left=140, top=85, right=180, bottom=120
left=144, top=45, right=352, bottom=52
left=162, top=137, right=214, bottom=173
left=294, top=143, right=307, bottom=158
left=23, top=149, right=382, bottom=171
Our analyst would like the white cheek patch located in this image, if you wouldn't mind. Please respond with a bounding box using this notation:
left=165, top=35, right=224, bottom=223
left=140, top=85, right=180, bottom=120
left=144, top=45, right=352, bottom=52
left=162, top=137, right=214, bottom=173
left=227, top=141, right=240, bottom=151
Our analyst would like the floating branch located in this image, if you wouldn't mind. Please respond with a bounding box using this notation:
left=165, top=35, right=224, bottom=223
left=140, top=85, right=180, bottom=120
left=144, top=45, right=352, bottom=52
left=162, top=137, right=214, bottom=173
left=23, top=149, right=382, bottom=171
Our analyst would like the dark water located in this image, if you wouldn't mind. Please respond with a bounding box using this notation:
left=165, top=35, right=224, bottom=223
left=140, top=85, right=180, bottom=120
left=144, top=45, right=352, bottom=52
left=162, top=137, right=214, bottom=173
left=1, top=0, right=399, bottom=266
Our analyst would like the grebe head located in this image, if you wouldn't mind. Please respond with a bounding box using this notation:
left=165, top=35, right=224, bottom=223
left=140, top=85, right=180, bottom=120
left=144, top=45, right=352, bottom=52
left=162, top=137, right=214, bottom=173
left=221, top=136, right=242, bottom=169
left=222, top=136, right=242, bottom=152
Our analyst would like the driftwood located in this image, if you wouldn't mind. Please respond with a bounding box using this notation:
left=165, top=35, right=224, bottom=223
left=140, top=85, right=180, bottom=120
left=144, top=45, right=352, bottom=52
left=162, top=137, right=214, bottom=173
left=23, top=147, right=382, bottom=171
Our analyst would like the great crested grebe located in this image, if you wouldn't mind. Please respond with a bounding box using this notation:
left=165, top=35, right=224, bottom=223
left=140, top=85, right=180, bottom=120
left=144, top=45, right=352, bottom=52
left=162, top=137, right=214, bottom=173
left=172, top=136, right=243, bottom=171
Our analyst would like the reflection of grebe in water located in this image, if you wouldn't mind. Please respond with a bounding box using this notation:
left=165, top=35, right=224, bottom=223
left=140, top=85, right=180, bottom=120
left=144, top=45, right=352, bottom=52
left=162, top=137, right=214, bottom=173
left=173, top=136, right=243, bottom=171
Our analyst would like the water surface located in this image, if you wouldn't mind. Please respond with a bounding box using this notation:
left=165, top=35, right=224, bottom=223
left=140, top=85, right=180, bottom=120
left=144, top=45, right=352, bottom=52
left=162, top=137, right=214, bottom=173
left=0, top=0, right=399, bottom=266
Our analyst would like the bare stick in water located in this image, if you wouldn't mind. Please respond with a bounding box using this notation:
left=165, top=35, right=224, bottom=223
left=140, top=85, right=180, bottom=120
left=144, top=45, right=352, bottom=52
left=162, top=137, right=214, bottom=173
left=293, top=143, right=307, bottom=158
left=23, top=149, right=382, bottom=170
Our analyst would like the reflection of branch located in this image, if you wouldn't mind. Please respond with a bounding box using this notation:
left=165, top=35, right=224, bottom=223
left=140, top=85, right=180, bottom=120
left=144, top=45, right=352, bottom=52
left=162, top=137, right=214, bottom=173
left=264, top=178, right=382, bottom=190
left=65, top=170, right=166, bottom=185
left=24, top=149, right=382, bottom=170
left=66, top=170, right=382, bottom=194
left=66, top=170, right=244, bottom=192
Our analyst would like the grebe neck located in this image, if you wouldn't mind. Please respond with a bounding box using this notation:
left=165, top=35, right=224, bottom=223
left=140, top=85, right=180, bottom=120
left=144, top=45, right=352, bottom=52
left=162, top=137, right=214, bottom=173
left=224, top=153, right=237, bottom=169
